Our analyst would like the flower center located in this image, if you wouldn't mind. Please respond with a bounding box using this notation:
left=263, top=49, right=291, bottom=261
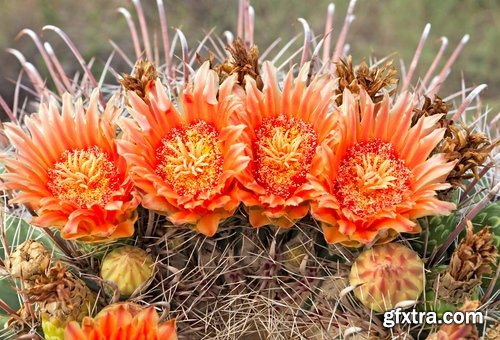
left=155, top=120, right=223, bottom=197
left=47, top=146, right=119, bottom=208
left=334, top=139, right=411, bottom=218
left=253, top=114, right=318, bottom=199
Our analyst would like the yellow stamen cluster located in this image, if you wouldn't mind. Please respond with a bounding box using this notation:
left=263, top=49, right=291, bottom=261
left=334, top=139, right=412, bottom=218
left=155, top=120, right=223, bottom=198
left=253, top=114, right=318, bottom=199
left=47, top=146, right=119, bottom=208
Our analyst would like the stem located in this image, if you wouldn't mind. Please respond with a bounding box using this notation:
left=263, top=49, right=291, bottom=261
left=322, top=3, right=335, bottom=65
left=298, top=18, right=311, bottom=67
left=0, top=297, right=18, bottom=316
left=417, top=37, right=448, bottom=96
left=117, top=7, right=141, bottom=60
left=459, top=161, right=494, bottom=204
left=482, top=262, right=499, bottom=304
left=42, top=228, right=75, bottom=259
left=156, top=0, right=173, bottom=81
left=401, top=23, right=431, bottom=93
left=133, top=0, right=152, bottom=61
left=427, top=34, right=469, bottom=97
left=146, top=210, right=156, bottom=237
left=331, top=0, right=356, bottom=71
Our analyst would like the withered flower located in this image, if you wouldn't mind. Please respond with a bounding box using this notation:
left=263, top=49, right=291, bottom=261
left=20, top=261, right=96, bottom=339
left=6, top=305, right=38, bottom=335
left=485, top=323, right=500, bottom=340
left=120, top=60, right=158, bottom=100
left=435, top=222, right=497, bottom=305
left=215, top=38, right=262, bottom=89
left=438, top=124, right=499, bottom=188
left=412, top=95, right=452, bottom=130
left=5, top=239, right=50, bottom=283
left=335, top=55, right=398, bottom=105
left=21, top=262, right=91, bottom=307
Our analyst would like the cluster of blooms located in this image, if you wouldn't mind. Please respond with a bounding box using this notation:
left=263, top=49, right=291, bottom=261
left=1, top=57, right=457, bottom=247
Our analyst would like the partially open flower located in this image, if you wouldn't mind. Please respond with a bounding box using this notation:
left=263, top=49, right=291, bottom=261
left=118, top=61, right=249, bottom=236
left=65, top=303, right=177, bottom=340
left=311, top=90, right=456, bottom=245
left=237, top=62, right=337, bottom=228
left=1, top=90, right=140, bottom=242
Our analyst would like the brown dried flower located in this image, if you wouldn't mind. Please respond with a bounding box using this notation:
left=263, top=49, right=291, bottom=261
left=335, top=56, right=398, bottom=105
left=20, top=261, right=96, bottom=325
left=435, top=222, right=497, bottom=304
left=5, top=239, right=50, bottom=282
left=6, top=305, right=38, bottom=335
left=214, top=38, right=262, bottom=89
left=21, top=261, right=75, bottom=305
left=449, top=222, right=497, bottom=280
left=120, top=59, right=157, bottom=99
left=438, top=124, right=499, bottom=188
left=485, top=322, right=500, bottom=340
left=412, top=95, right=452, bottom=129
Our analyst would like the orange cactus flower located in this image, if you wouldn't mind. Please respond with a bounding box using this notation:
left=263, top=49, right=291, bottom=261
left=65, top=304, right=177, bottom=340
left=118, top=61, right=250, bottom=236
left=311, top=90, right=456, bottom=246
left=1, top=90, right=140, bottom=242
left=236, top=62, right=337, bottom=228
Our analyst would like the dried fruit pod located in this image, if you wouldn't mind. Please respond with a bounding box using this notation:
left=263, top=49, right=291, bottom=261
left=20, top=262, right=96, bottom=340
left=5, top=240, right=50, bottom=282
left=349, top=243, right=424, bottom=312
left=100, top=245, right=154, bottom=297
left=485, top=322, right=500, bottom=340
left=41, top=279, right=96, bottom=340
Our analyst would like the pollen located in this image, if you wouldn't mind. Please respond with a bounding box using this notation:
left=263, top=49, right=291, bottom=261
left=47, top=146, right=119, bottom=208
left=334, top=139, right=412, bottom=218
left=155, top=120, right=223, bottom=198
left=253, top=114, right=318, bottom=199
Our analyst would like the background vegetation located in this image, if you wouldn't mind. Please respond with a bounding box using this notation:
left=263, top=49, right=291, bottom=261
left=1, top=0, right=499, bottom=115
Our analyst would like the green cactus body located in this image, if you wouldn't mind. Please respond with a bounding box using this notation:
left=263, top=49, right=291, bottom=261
left=469, top=203, right=500, bottom=248
left=414, top=213, right=457, bottom=257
